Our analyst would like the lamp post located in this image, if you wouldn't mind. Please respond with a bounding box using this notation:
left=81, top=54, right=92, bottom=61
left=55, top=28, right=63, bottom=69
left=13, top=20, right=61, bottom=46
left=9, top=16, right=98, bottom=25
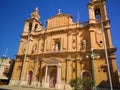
left=18, top=30, right=31, bottom=90
left=86, top=48, right=100, bottom=90
left=101, top=21, right=113, bottom=90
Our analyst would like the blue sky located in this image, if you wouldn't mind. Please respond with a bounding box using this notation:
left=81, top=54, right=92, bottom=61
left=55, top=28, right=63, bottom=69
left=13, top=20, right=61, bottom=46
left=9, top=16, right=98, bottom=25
left=0, top=0, right=120, bottom=70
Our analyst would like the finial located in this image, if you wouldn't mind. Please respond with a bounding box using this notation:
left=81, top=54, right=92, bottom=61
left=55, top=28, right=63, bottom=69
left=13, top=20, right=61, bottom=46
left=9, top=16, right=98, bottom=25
left=58, top=8, right=61, bottom=14
left=77, top=10, right=80, bottom=23
left=91, top=0, right=99, bottom=2
left=31, top=7, right=40, bottom=20
left=35, top=6, right=38, bottom=11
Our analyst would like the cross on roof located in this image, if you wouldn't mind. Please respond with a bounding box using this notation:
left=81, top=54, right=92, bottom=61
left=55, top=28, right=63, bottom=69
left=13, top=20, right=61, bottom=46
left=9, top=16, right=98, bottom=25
left=58, top=9, right=61, bottom=14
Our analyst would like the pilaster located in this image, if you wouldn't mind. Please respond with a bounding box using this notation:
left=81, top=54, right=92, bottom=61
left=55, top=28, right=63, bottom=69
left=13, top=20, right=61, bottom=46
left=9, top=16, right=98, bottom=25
left=89, top=26, right=96, bottom=49
left=67, top=31, right=72, bottom=51
left=76, top=55, right=82, bottom=77
left=66, top=56, right=72, bottom=83
left=104, top=21, right=113, bottom=48
left=55, top=64, right=64, bottom=89
left=44, top=65, right=49, bottom=88
left=32, top=59, right=39, bottom=82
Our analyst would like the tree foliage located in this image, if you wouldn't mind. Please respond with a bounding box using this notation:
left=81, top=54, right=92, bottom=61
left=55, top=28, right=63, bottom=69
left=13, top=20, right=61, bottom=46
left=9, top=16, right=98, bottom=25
left=69, top=77, right=93, bottom=90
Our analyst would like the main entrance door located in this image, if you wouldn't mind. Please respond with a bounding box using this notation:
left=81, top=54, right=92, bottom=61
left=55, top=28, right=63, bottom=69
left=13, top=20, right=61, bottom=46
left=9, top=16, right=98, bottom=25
left=49, top=66, right=57, bottom=88
left=44, top=59, right=61, bottom=88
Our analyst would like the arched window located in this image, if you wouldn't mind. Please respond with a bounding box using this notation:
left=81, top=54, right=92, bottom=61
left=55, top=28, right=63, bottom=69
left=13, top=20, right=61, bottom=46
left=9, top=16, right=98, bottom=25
left=34, top=24, right=38, bottom=32
left=55, top=42, right=61, bottom=51
left=95, top=9, right=101, bottom=21
left=29, top=22, right=32, bottom=32
left=81, top=38, right=87, bottom=51
left=82, top=71, right=91, bottom=78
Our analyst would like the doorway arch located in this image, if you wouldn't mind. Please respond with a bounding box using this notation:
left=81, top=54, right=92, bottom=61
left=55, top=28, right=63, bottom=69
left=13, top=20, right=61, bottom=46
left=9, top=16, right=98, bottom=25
left=27, top=70, right=33, bottom=85
left=44, top=58, right=61, bottom=88
left=81, top=70, right=91, bottom=78
left=49, top=66, right=57, bottom=88
left=81, top=70, right=92, bottom=90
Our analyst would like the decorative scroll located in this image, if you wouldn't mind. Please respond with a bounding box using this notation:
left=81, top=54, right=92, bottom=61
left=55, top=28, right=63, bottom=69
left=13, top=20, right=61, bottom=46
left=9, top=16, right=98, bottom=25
left=72, top=35, right=76, bottom=49
left=81, top=38, right=87, bottom=51
left=39, top=39, right=44, bottom=51
left=95, top=30, right=103, bottom=47
left=63, top=36, right=67, bottom=49
left=32, top=43, right=37, bottom=54
left=46, top=38, right=51, bottom=51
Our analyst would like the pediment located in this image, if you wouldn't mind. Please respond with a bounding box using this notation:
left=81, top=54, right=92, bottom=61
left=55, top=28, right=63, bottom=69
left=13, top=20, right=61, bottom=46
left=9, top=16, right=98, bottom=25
left=45, top=57, right=61, bottom=65
left=47, top=13, right=73, bottom=28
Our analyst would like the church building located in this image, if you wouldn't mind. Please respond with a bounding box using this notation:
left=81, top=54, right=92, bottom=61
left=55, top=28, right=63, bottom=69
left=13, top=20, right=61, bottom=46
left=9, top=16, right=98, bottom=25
left=10, top=0, right=120, bottom=89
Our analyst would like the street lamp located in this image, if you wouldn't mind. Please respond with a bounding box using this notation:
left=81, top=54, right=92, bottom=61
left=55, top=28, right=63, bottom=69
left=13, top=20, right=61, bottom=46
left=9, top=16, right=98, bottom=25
left=18, top=29, right=31, bottom=90
left=86, top=48, right=100, bottom=90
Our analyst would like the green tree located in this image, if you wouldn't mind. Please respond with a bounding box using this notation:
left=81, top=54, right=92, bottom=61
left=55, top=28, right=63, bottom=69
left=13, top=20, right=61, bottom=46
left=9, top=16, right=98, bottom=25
left=69, top=77, right=93, bottom=90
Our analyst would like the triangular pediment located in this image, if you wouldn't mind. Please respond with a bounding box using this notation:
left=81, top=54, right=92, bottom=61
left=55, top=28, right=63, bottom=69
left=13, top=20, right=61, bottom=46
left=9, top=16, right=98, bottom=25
left=45, top=57, right=62, bottom=65
left=47, top=13, right=73, bottom=28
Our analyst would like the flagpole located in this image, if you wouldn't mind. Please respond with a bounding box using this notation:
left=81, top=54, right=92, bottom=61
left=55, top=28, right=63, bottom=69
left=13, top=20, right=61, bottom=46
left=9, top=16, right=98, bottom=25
left=101, top=21, right=113, bottom=90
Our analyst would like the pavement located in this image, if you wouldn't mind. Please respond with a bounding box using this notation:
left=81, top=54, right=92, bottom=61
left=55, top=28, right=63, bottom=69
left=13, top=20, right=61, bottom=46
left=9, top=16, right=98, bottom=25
left=0, top=85, right=61, bottom=90
left=0, top=85, right=120, bottom=90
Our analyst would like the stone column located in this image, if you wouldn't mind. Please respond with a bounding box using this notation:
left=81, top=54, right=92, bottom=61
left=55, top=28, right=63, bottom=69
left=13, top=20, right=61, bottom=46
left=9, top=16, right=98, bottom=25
left=66, top=60, right=72, bottom=83
left=38, top=60, right=42, bottom=86
left=88, top=6, right=96, bottom=23
left=22, top=57, right=28, bottom=85
left=76, top=55, right=82, bottom=77
left=105, top=28, right=113, bottom=48
left=41, top=60, right=45, bottom=87
left=44, top=65, right=49, bottom=87
left=57, top=66, right=61, bottom=83
left=103, top=3, right=108, bottom=20
left=32, top=60, right=39, bottom=86
left=67, top=31, right=72, bottom=51
left=65, top=56, right=72, bottom=90
left=56, top=64, right=62, bottom=89
left=89, top=29, right=96, bottom=49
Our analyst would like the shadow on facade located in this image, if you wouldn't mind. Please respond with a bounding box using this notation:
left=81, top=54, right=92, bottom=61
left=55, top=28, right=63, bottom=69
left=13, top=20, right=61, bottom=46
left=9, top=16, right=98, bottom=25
left=0, top=88, right=11, bottom=90
left=97, top=70, right=120, bottom=89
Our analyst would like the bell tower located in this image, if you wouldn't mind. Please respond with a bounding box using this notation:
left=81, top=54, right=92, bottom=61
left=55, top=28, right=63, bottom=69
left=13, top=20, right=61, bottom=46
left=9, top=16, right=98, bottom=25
left=87, top=0, right=120, bottom=89
left=88, top=0, right=113, bottom=49
left=88, top=0, right=108, bottom=23
left=22, top=7, right=42, bottom=34
left=18, top=7, right=43, bottom=55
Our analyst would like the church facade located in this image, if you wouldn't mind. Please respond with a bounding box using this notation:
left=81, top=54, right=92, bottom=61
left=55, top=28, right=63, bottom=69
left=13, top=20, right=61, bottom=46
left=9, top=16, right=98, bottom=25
left=10, top=0, right=120, bottom=89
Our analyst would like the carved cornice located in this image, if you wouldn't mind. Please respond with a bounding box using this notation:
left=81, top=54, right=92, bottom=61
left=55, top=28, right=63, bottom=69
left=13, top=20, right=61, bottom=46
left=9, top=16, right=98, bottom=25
left=45, top=29, right=67, bottom=35
left=21, top=22, right=89, bottom=38
left=25, top=18, right=42, bottom=26
left=102, top=20, right=111, bottom=29
left=91, top=48, right=116, bottom=57
left=88, top=0, right=106, bottom=6
left=89, top=22, right=100, bottom=28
